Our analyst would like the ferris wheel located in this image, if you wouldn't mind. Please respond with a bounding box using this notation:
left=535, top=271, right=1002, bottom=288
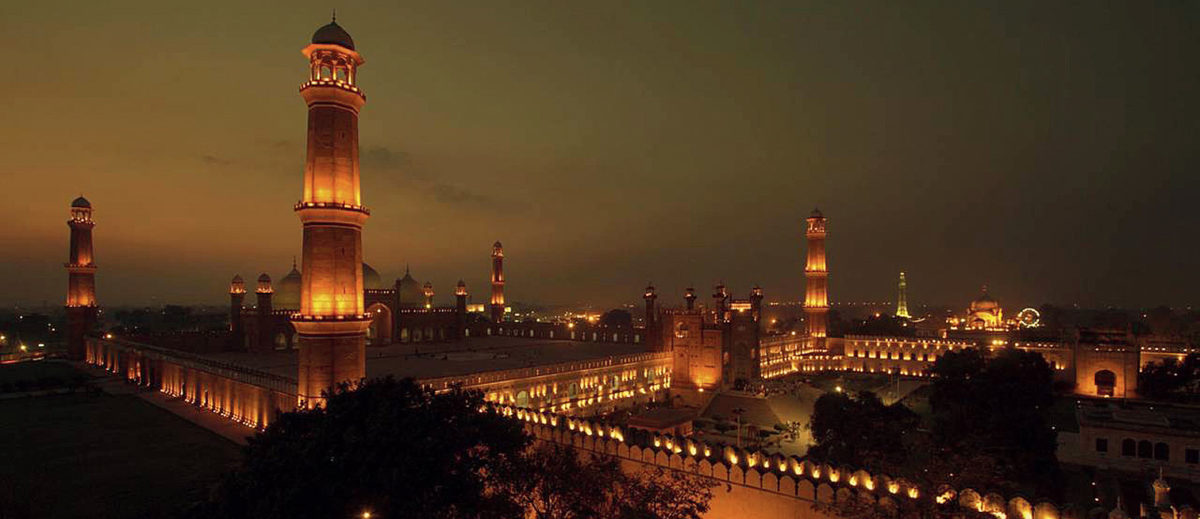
left=1016, top=308, right=1041, bottom=328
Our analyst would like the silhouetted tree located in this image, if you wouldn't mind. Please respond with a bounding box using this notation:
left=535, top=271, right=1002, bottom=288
left=927, top=347, right=1060, bottom=498
left=807, top=391, right=918, bottom=472
left=500, top=443, right=715, bottom=519
left=1139, top=353, right=1200, bottom=400
left=201, top=377, right=528, bottom=519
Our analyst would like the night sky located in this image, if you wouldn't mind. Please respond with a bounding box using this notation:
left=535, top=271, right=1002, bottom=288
left=2, top=1, right=1197, bottom=310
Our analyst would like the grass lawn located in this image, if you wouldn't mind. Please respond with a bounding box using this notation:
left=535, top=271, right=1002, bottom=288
left=0, top=389, right=242, bottom=518
left=0, top=360, right=82, bottom=386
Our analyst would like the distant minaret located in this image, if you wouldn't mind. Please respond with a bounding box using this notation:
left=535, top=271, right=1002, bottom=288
left=896, top=272, right=910, bottom=318
left=712, top=282, right=728, bottom=324
left=65, top=196, right=97, bottom=360
left=644, top=283, right=658, bottom=349
left=455, top=280, right=468, bottom=338
left=423, top=281, right=434, bottom=309
left=229, top=275, right=246, bottom=348
left=804, top=209, right=829, bottom=340
left=292, top=17, right=370, bottom=407
left=684, top=286, right=696, bottom=310
left=490, top=241, right=505, bottom=323
left=256, top=273, right=274, bottom=350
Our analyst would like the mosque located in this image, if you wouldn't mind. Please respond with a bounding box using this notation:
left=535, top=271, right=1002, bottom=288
left=57, top=18, right=1200, bottom=515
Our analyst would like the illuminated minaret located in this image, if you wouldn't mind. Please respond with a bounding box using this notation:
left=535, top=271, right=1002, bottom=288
left=684, top=286, right=696, bottom=310
left=896, top=272, right=910, bottom=319
left=256, top=273, right=274, bottom=350
left=65, top=196, right=97, bottom=360
left=229, top=275, right=246, bottom=348
left=292, top=17, right=370, bottom=407
left=804, top=208, right=829, bottom=341
left=423, top=281, right=434, bottom=309
left=490, top=241, right=505, bottom=323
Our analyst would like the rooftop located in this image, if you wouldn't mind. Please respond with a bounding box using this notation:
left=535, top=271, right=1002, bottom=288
left=203, top=336, right=651, bottom=381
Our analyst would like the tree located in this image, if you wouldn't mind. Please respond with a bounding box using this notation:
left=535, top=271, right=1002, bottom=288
left=927, top=347, right=1060, bottom=497
left=202, top=377, right=717, bottom=519
left=500, top=443, right=715, bottom=519
left=200, top=377, right=529, bottom=519
left=1139, top=353, right=1200, bottom=400
left=807, top=391, right=917, bottom=472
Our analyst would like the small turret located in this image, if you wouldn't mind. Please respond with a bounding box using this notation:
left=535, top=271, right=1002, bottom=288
left=230, top=274, right=246, bottom=295
left=423, top=281, right=434, bottom=308
left=684, top=286, right=696, bottom=310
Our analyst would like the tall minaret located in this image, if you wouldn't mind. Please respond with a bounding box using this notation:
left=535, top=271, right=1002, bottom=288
left=684, top=286, right=696, bottom=310
left=65, top=196, right=97, bottom=360
left=423, top=281, right=434, bottom=309
left=490, top=241, right=505, bottom=323
left=896, top=272, right=910, bottom=318
left=804, top=208, right=829, bottom=341
left=292, top=17, right=370, bottom=407
left=455, top=280, right=468, bottom=338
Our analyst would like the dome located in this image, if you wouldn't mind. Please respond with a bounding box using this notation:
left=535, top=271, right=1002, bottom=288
left=969, top=288, right=999, bottom=312
left=257, top=273, right=271, bottom=283
left=810, top=207, right=823, bottom=218
left=362, top=262, right=383, bottom=290
left=311, top=20, right=355, bottom=50
left=275, top=263, right=302, bottom=309
left=395, top=268, right=424, bottom=307
left=71, top=196, right=91, bottom=208
left=231, top=274, right=244, bottom=283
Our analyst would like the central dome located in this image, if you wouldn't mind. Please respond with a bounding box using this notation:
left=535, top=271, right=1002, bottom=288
left=969, top=289, right=998, bottom=312
left=311, top=20, right=355, bottom=50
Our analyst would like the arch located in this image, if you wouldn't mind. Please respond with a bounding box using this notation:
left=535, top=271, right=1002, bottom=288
left=515, top=390, right=530, bottom=408
left=1122, top=438, right=1135, bottom=456
left=1094, top=370, right=1116, bottom=396
left=273, top=333, right=288, bottom=350
left=366, top=303, right=393, bottom=346
left=1138, top=440, right=1152, bottom=458
left=1154, top=442, right=1169, bottom=461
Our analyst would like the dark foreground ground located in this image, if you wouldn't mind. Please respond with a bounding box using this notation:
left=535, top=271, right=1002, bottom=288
left=0, top=363, right=241, bottom=518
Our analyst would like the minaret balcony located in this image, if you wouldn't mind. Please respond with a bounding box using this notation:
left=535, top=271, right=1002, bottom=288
left=294, top=201, right=370, bottom=227
left=64, top=263, right=98, bottom=273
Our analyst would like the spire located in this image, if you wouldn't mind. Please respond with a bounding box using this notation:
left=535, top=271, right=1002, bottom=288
left=332, top=8, right=336, bottom=22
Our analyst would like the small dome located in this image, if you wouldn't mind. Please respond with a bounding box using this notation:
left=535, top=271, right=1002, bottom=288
left=71, top=196, right=91, bottom=208
left=810, top=207, right=823, bottom=218
left=257, top=273, right=271, bottom=283
left=362, top=262, right=382, bottom=290
left=312, top=20, right=355, bottom=50
left=396, top=268, right=424, bottom=307
left=231, top=274, right=244, bottom=283
left=276, top=264, right=302, bottom=309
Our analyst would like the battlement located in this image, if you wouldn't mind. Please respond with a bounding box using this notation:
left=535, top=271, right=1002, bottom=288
left=501, top=405, right=1079, bottom=519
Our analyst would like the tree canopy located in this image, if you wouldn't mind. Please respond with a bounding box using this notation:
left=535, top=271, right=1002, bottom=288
left=927, top=347, right=1060, bottom=497
left=199, top=376, right=714, bottom=519
left=202, top=377, right=528, bottom=519
left=807, top=390, right=918, bottom=472
left=1138, top=353, right=1200, bottom=401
